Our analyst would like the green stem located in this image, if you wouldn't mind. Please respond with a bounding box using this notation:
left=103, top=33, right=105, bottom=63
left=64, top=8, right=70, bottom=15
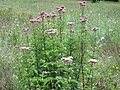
left=93, top=31, right=97, bottom=58
left=69, top=28, right=72, bottom=56
left=42, top=18, right=46, bottom=50
left=90, top=64, right=93, bottom=90
left=81, top=7, right=85, bottom=90
left=59, top=12, right=62, bottom=43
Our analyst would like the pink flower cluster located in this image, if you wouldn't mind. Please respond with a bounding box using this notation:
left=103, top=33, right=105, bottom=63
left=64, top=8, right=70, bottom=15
left=45, top=29, right=58, bottom=36
left=40, top=11, right=47, bottom=18
left=79, top=1, right=87, bottom=8
left=56, top=6, right=66, bottom=13
left=68, top=22, right=75, bottom=27
left=79, top=16, right=88, bottom=23
left=30, top=11, right=57, bottom=24
left=46, top=12, right=57, bottom=18
left=60, top=56, right=73, bottom=64
left=46, top=12, right=57, bottom=24
left=88, top=59, right=98, bottom=65
left=30, top=16, right=42, bottom=23
left=92, top=26, right=98, bottom=31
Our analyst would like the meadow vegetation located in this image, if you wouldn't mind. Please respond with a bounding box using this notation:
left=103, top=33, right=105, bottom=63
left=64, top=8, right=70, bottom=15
left=0, top=0, right=120, bottom=90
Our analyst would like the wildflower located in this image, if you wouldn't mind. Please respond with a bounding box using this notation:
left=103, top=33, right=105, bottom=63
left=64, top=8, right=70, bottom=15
left=45, top=29, right=58, bottom=36
left=92, top=26, right=98, bottom=31
left=30, top=17, right=42, bottom=23
left=56, top=6, right=62, bottom=11
left=60, top=56, right=73, bottom=64
left=40, top=11, right=46, bottom=16
left=88, top=59, right=98, bottom=65
left=68, top=22, right=75, bottom=27
left=20, top=47, right=30, bottom=52
left=51, top=12, right=57, bottom=17
left=79, top=1, right=87, bottom=8
left=56, top=6, right=66, bottom=13
left=30, top=18, right=37, bottom=23
left=39, top=11, right=47, bottom=19
left=23, top=27, right=29, bottom=33
left=79, top=16, right=88, bottom=23
left=46, top=13, right=52, bottom=18
left=36, top=16, right=42, bottom=22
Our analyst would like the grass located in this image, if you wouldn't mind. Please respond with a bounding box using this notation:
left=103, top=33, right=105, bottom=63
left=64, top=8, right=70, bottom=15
left=0, top=0, right=120, bottom=89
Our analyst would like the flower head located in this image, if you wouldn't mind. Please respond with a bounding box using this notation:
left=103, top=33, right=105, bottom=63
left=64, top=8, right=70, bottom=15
left=45, top=29, right=58, bottom=36
left=79, top=16, right=88, bottom=23
left=51, top=12, right=57, bottom=17
left=30, top=16, right=42, bottom=23
left=30, top=18, right=37, bottom=23
left=60, top=56, right=73, bottom=64
left=23, top=27, right=29, bottom=33
left=92, top=26, right=98, bottom=31
left=88, top=59, right=98, bottom=65
left=68, top=22, right=75, bottom=27
left=20, top=47, right=31, bottom=52
left=46, top=13, right=52, bottom=18
left=36, top=16, right=42, bottom=22
left=39, top=11, right=47, bottom=19
left=79, top=1, right=87, bottom=8
left=56, top=6, right=66, bottom=13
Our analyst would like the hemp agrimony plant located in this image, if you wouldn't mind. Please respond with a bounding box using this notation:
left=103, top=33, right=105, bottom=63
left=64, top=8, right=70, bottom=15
left=17, top=1, right=100, bottom=90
